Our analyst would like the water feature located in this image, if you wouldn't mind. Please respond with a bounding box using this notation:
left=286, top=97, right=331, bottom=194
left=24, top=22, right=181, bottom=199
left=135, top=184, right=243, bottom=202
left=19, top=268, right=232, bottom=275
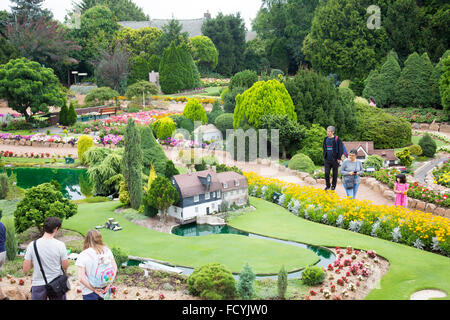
left=171, top=223, right=336, bottom=279
left=3, top=167, right=90, bottom=200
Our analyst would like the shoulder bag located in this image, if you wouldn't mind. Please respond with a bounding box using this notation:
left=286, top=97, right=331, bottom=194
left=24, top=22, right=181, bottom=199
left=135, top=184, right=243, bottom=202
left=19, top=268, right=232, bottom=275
left=33, top=240, right=70, bottom=298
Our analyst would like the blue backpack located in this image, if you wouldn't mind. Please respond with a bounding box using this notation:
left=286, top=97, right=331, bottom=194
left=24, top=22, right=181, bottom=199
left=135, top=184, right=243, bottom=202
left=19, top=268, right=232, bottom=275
left=335, top=136, right=348, bottom=158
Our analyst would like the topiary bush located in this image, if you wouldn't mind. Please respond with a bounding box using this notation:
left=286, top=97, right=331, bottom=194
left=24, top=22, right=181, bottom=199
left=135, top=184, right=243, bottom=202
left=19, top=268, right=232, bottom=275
left=418, top=133, right=437, bottom=158
left=229, top=70, right=258, bottom=91
left=187, top=263, right=236, bottom=300
left=182, top=98, right=208, bottom=125
left=408, top=144, right=423, bottom=156
left=214, top=113, right=234, bottom=136
left=152, top=117, right=177, bottom=140
left=301, top=265, right=326, bottom=286
left=395, top=148, right=413, bottom=167
left=84, top=87, right=119, bottom=106
left=111, top=246, right=129, bottom=269
left=288, top=153, right=315, bottom=174
left=78, top=135, right=95, bottom=165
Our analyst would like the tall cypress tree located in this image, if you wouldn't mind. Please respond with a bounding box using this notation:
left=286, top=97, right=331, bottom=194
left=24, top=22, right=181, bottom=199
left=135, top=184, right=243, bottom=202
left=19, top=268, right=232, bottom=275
left=430, top=50, right=450, bottom=107
left=123, top=118, right=142, bottom=209
left=140, top=125, right=168, bottom=176
left=59, top=104, right=68, bottom=126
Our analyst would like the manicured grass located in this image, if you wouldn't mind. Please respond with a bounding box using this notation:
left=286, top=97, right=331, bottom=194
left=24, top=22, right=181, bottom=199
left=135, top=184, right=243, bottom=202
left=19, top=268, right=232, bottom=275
left=228, top=197, right=450, bottom=300
left=412, top=135, right=446, bottom=148
left=0, top=130, right=34, bottom=135
left=1, top=157, right=66, bottom=164
left=63, top=201, right=319, bottom=275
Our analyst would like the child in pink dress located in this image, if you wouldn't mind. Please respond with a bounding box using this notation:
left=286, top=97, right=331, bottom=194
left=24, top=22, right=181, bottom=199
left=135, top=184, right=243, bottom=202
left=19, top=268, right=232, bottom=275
left=394, top=174, right=408, bottom=207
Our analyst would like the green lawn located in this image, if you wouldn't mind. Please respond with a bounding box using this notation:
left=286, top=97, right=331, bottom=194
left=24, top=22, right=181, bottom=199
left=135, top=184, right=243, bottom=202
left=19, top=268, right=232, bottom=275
left=228, top=197, right=450, bottom=300
left=157, top=86, right=223, bottom=99
left=63, top=201, right=318, bottom=275
left=411, top=135, right=446, bottom=148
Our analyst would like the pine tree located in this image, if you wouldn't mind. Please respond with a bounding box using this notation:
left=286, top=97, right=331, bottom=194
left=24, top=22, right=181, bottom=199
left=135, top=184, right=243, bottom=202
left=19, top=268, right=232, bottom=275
left=394, top=52, right=434, bottom=108
left=59, top=104, right=68, bottom=126
left=277, top=265, right=288, bottom=299
left=159, top=42, right=184, bottom=94
left=237, top=262, right=256, bottom=300
left=140, top=125, right=168, bottom=176
left=440, top=56, right=450, bottom=121
left=430, top=50, right=450, bottom=107
left=123, top=118, right=143, bottom=209
left=67, top=101, right=78, bottom=126
left=379, top=52, right=401, bottom=107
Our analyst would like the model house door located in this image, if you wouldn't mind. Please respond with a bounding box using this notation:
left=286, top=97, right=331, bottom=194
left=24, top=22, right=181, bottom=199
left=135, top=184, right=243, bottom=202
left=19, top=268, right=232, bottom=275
left=206, top=207, right=210, bottom=215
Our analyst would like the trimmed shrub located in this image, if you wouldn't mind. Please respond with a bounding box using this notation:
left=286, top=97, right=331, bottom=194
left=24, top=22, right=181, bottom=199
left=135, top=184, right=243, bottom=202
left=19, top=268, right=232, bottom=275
left=111, top=246, right=128, bottom=268
left=229, top=70, right=258, bottom=91
left=0, top=173, right=9, bottom=199
left=140, top=125, right=168, bottom=176
left=118, top=180, right=130, bottom=205
left=207, top=100, right=224, bottom=124
left=418, top=133, right=437, bottom=158
left=152, top=117, right=177, bottom=140
left=301, top=265, right=326, bottom=286
left=223, top=86, right=245, bottom=114
left=84, top=87, right=119, bottom=106
left=237, top=262, right=256, bottom=300
left=3, top=216, right=17, bottom=261
left=182, top=99, right=207, bottom=125
left=67, top=101, right=77, bottom=126
left=363, top=155, right=384, bottom=171
left=409, top=144, right=423, bottom=156
left=59, top=103, right=68, bottom=126
left=288, top=153, right=315, bottom=175
left=214, top=113, right=234, bottom=136
left=234, top=80, right=297, bottom=129
left=187, top=263, right=236, bottom=300
left=277, top=265, right=288, bottom=299
left=395, top=148, right=413, bottom=167
left=78, top=135, right=95, bottom=165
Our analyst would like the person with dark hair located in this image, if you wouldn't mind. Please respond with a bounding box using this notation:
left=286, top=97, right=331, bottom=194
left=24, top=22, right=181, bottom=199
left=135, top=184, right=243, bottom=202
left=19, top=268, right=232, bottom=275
left=23, top=217, right=69, bottom=300
left=340, top=149, right=364, bottom=199
left=323, top=126, right=345, bottom=191
left=394, top=173, right=409, bottom=207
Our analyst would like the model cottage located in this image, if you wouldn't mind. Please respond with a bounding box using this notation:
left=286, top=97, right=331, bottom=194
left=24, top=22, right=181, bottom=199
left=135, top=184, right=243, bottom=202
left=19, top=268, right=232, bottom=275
left=167, top=168, right=249, bottom=224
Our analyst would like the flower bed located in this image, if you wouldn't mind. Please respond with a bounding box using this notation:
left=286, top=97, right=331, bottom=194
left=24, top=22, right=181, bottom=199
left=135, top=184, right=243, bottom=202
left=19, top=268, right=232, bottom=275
left=385, top=107, right=447, bottom=123
left=433, top=160, right=450, bottom=188
left=0, top=133, right=77, bottom=146
left=154, top=96, right=216, bottom=105
left=244, top=172, right=450, bottom=256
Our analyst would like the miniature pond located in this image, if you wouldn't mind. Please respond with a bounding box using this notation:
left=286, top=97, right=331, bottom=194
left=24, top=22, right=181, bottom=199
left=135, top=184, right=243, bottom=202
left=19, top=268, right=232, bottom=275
left=3, top=167, right=90, bottom=200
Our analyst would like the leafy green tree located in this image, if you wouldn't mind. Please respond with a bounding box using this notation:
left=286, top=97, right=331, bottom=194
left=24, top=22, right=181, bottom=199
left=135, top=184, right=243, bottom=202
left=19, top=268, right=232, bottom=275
left=267, top=37, right=290, bottom=74
left=394, top=52, right=434, bottom=107
left=298, top=124, right=327, bottom=165
left=189, top=35, right=219, bottom=73
left=164, top=160, right=179, bottom=180
left=430, top=50, right=450, bottom=108
left=233, top=80, right=297, bottom=129
left=363, top=155, right=385, bottom=171
left=85, top=148, right=123, bottom=196
left=84, top=87, right=119, bottom=106
left=237, top=262, right=256, bottom=300
left=67, top=101, right=78, bottom=126
left=285, top=69, right=339, bottom=130
left=3, top=216, right=17, bottom=261
left=277, top=265, right=288, bottom=299
left=72, top=0, right=148, bottom=21
left=440, top=56, right=450, bottom=120
left=259, top=114, right=306, bottom=159
left=145, top=176, right=179, bottom=222
left=182, top=99, right=208, bottom=125
left=125, top=80, right=158, bottom=102
left=223, top=87, right=246, bottom=114
left=302, top=0, right=388, bottom=80
left=202, top=13, right=246, bottom=76
left=59, top=104, right=68, bottom=126
left=10, top=0, right=53, bottom=21
left=123, top=118, right=143, bottom=209
left=0, top=58, right=66, bottom=121
left=229, top=70, right=258, bottom=91
left=243, top=38, right=270, bottom=74
left=207, top=100, right=224, bottom=124
left=395, top=148, right=413, bottom=167
left=155, top=19, right=189, bottom=55
left=14, top=183, right=77, bottom=233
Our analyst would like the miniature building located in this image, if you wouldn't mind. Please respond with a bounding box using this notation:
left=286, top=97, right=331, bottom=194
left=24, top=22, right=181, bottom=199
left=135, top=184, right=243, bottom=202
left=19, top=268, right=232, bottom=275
left=193, top=124, right=223, bottom=143
left=343, top=141, right=398, bottom=167
left=166, top=169, right=248, bottom=224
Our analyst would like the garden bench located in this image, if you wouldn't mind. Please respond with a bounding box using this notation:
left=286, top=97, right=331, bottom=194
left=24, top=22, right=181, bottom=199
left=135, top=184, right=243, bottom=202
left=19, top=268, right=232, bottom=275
left=98, top=107, right=118, bottom=117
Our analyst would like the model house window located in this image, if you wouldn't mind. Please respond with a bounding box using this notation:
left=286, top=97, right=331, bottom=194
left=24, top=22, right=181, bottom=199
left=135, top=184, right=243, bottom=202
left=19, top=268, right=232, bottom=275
left=212, top=203, right=215, bottom=209
left=194, top=195, right=199, bottom=202
left=217, top=190, right=221, bottom=198
left=205, top=192, right=210, bottom=200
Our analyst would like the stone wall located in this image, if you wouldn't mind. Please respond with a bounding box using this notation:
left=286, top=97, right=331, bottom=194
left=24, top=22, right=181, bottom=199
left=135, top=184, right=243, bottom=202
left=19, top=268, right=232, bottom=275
left=0, top=139, right=77, bottom=148
left=411, top=122, right=450, bottom=133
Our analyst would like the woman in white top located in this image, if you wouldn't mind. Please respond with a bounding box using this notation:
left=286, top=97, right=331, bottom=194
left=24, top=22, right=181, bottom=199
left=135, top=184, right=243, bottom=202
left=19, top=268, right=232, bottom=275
left=76, top=230, right=117, bottom=300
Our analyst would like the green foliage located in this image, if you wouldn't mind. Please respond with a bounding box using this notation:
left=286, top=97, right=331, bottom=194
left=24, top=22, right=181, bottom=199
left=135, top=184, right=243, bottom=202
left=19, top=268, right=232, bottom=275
left=85, top=148, right=123, bottom=196
left=144, top=176, right=178, bottom=222
left=14, top=183, right=77, bottom=233
left=0, top=173, right=9, bottom=199
left=303, top=0, right=388, bottom=80
left=59, top=104, right=68, bottom=126
left=440, top=56, right=450, bottom=120
left=84, top=87, right=119, bottom=106
left=123, top=118, right=143, bottom=209
left=0, top=58, right=66, bottom=120
left=201, top=13, right=246, bottom=76
left=298, top=124, right=327, bottom=166
left=189, top=35, right=219, bottom=72
left=140, top=126, right=168, bottom=176
left=169, top=114, right=194, bottom=134
left=237, top=262, right=256, bottom=300
left=354, top=103, right=412, bottom=149
left=243, top=38, right=270, bottom=74
left=207, top=100, right=224, bottom=124
left=67, top=101, right=78, bottom=126
left=408, top=144, right=423, bottom=157
left=125, top=81, right=158, bottom=100
left=159, top=41, right=200, bottom=94
left=73, top=0, right=148, bottom=21
left=277, top=265, right=288, bottom=299
left=187, top=263, right=236, bottom=300
left=182, top=99, right=207, bottom=125
left=395, top=148, right=413, bottom=167
left=363, top=51, right=401, bottom=107
left=111, top=246, right=129, bottom=268
left=288, top=153, right=315, bottom=175
left=114, top=27, right=162, bottom=59
left=363, top=155, right=385, bottom=171
left=214, top=113, right=234, bottom=136
left=418, top=133, right=437, bottom=158
left=77, top=135, right=95, bottom=165
left=394, top=52, right=434, bottom=107
left=118, top=180, right=130, bottom=205
left=259, top=114, right=306, bottom=159
left=223, top=86, right=245, bottom=114
left=152, top=117, right=176, bottom=140
left=229, top=70, right=258, bottom=91
left=233, top=80, right=296, bottom=129
left=267, top=37, right=289, bottom=74
left=301, top=265, right=326, bottom=286
left=2, top=216, right=17, bottom=261
left=164, top=160, right=179, bottom=180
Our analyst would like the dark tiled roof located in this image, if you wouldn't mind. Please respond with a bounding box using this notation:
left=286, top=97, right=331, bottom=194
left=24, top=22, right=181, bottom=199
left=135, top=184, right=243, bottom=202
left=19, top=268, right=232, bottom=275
left=173, top=169, right=221, bottom=198
left=344, top=141, right=397, bottom=161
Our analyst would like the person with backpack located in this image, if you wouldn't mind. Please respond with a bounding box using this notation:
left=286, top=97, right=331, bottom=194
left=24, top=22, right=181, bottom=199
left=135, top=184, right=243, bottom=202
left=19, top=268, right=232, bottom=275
left=76, top=230, right=117, bottom=300
left=323, top=126, right=346, bottom=191
left=23, top=217, right=70, bottom=300
left=0, top=220, right=8, bottom=300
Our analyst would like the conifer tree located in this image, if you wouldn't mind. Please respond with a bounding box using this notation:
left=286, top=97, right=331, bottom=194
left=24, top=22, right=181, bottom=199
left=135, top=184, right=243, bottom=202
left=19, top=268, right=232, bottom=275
left=59, top=103, right=68, bottom=126
left=123, top=118, right=142, bottom=209
left=430, top=50, right=450, bottom=107
left=440, top=56, right=450, bottom=121
left=67, top=101, right=78, bottom=126
left=237, top=262, right=256, bottom=300
left=140, top=125, right=168, bottom=176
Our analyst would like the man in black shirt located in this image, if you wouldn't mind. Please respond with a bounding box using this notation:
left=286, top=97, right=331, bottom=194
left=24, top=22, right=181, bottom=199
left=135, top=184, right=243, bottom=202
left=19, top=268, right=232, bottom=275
left=323, top=126, right=344, bottom=191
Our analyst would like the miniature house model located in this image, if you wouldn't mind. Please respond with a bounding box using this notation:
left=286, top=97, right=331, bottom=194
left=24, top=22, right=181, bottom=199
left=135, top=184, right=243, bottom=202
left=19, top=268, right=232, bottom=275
left=166, top=169, right=248, bottom=224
